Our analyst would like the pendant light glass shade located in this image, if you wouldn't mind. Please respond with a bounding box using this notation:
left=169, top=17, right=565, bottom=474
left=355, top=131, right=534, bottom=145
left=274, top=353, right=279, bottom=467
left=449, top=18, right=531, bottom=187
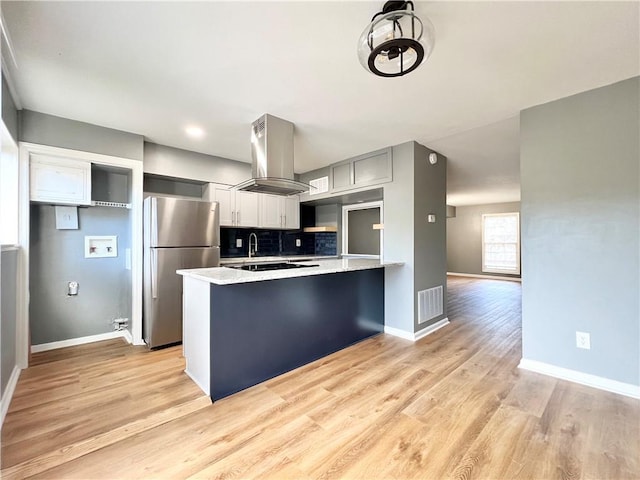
left=357, top=7, right=435, bottom=77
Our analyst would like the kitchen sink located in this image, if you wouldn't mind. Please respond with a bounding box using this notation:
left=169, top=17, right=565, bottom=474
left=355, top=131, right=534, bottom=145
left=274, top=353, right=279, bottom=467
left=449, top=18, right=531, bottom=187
left=231, top=262, right=319, bottom=272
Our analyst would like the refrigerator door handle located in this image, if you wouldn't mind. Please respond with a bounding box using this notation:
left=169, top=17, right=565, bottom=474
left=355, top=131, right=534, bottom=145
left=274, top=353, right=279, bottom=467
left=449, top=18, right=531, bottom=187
left=151, top=249, right=158, bottom=299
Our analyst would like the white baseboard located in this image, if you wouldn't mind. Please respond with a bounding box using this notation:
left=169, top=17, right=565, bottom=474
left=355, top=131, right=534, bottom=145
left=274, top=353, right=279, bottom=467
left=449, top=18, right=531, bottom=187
left=385, top=318, right=450, bottom=342
left=1, top=366, right=21, bottom=426
left=447, top=272, right=521, bottom=282
left=518, top=358, right=640, bottom=399
left=122, top=328, right=133, bottom=344
left=415, top=318, right=450, bottom=340
left=31, top=330, right=127, bottom=353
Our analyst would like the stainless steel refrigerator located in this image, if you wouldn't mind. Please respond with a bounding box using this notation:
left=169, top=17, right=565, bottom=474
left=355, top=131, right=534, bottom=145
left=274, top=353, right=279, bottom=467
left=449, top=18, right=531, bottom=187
left=143, top=196, right=220, bottom=349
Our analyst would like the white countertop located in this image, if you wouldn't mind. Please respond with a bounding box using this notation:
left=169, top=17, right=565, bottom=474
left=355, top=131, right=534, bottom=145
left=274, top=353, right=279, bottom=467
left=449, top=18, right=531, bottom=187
left=219, top=255, right=337, bottom=265
left=177, top=258, right=403, bottom=285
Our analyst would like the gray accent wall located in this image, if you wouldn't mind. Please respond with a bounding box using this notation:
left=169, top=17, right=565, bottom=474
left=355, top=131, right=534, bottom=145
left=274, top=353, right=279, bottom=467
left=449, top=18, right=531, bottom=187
left=383, top=141, right=448, bottom=333
left=1, top=248, right=18, bottom=396
left=29, top=205, right=132, bottom=345
left=20, top=110, right=144, bottom=160
left=2, top=75, right=18, bottom=141
left=520, top=77, right=639, bottom=386
left=144, top=142, right=251, bottom=185
left=447, top=202, right=521, bottom=277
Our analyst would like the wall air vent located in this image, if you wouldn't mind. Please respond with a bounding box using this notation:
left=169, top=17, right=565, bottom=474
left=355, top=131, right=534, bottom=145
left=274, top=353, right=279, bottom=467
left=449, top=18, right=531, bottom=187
left=418, top=285, right=443, bottom=324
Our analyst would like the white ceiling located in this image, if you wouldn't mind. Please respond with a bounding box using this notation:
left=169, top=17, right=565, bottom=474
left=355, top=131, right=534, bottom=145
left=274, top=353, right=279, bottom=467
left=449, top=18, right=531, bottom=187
left=2, top=1, right=638, bottom=206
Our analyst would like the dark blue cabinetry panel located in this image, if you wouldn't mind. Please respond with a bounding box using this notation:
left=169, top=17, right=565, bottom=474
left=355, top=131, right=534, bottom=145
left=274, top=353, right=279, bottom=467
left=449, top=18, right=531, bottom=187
left=209, top=268, right=384, bottom=400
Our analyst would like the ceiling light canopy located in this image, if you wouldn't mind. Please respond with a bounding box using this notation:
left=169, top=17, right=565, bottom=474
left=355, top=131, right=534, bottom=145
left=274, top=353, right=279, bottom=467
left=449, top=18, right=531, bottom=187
left=357, top=0, right=435, bottom=78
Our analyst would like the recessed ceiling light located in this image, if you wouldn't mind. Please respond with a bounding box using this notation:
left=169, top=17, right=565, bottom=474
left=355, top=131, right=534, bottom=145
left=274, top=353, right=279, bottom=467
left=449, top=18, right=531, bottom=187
left=185, top=126, right=205, bottom=138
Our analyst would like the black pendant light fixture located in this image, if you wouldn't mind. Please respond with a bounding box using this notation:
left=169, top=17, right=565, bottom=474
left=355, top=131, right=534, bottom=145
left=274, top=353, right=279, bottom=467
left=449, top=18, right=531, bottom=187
left=357, top=1, right=435, bottom=78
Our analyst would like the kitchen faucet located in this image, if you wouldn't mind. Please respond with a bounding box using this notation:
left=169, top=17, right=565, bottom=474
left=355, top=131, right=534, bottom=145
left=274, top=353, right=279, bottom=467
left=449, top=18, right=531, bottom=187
left=248, top=233, right=258, bottom=258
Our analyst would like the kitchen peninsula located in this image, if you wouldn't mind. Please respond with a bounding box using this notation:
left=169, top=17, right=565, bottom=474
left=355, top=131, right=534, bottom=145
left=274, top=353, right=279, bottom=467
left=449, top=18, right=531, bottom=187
left=178, top=258, right=401, bottom=401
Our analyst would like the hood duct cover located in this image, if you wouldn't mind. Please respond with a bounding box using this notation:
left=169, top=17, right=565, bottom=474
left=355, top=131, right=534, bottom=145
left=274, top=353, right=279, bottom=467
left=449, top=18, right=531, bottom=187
left=234, top=114, right=309, bottom=195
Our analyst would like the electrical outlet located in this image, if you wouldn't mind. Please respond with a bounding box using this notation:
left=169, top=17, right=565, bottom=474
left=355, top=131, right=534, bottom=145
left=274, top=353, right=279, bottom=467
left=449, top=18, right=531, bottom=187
left=576, top=331, right=591, bottom=350
left=236, top=238, right=242, bottom=248
left=296, top=239, right=301, bottom=247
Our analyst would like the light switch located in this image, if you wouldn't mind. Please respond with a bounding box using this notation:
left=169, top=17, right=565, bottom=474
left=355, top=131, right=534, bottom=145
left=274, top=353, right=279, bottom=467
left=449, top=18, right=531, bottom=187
left=427, top=214, right=436, bottom=223
left=55, top=206, right=79, bottom=230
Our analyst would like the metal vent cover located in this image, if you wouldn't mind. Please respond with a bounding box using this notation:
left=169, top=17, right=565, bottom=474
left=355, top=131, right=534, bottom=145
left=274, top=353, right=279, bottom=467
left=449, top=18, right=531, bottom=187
left=418, top=285, right=443, bottom=324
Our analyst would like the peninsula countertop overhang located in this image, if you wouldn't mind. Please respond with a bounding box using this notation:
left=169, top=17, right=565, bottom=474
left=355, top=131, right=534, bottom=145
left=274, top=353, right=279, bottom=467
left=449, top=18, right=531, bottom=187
left=177, top=258, right=403, bottom=285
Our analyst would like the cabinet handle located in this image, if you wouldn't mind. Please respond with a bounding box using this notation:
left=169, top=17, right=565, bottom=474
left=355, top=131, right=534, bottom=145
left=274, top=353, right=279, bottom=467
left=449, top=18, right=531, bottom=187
left=237, top=211, right=240, bottom=225
left=232, top=211, right=236, bottom=224
left=283, top=215, right=286, bottom=227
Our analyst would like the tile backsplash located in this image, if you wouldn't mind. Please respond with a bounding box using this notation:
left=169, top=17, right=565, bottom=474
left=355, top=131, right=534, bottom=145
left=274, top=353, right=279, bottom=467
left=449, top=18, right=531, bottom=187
left=220, top=228, right=337, bottom=258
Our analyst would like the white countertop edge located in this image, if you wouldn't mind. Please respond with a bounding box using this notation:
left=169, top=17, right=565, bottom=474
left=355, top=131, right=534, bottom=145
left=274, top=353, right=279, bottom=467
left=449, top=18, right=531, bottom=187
left=178, top=259, right=403, bottom=285
left=219, top=255, right=337, bottom=265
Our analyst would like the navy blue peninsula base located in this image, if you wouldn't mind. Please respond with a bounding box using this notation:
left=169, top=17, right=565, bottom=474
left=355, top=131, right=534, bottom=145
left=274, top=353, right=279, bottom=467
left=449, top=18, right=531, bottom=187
left=209, top=268, right=384, bottom=401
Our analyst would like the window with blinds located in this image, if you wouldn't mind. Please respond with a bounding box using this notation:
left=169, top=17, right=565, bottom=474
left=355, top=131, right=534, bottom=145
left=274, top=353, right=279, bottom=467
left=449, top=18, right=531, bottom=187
left=482, top=212, right=520, bottom=275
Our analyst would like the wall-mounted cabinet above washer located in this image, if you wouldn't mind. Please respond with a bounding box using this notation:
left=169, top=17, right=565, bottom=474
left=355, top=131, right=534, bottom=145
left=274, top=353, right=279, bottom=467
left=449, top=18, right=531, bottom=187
left=30, top=154, right=92, bottom=205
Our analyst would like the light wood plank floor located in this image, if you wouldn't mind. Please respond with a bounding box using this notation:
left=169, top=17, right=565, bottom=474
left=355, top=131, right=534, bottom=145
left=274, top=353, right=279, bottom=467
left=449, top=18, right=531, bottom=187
left=2, top=277, right=638, bottom=479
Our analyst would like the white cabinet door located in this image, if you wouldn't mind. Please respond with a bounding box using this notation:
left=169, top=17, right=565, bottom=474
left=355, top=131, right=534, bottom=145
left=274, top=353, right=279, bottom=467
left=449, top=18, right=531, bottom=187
left=235, top=191, right=259, bottom=227
left=213, top=187, right=235, bottom=226
left=260, top=194, right=283, bottom=229
left=283, top=196, right=300, bottom=229
left=30, top=154, right=91, bottom=205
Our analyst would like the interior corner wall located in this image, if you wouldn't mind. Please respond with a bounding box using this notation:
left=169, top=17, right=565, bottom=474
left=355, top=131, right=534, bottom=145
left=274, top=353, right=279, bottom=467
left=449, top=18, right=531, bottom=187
left=447, top=202, right=521, bottom=277
left=413, top=143, right=447, bottom=332
left=520, top=76, right=640, bottom=386
left=19, top=110, right=144, bottom=161
left=29, top=205, right=132, bottom=345
left=383, top=141, right=415, bottom=332
left=1, top=75, right=18, bottom=141
left=143, top=142, right=251, bottom=185
left=1, top=248, right=18, bottom=396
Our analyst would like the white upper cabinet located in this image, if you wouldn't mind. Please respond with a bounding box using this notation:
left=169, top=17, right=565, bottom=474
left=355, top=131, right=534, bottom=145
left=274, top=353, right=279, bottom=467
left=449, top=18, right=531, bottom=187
left=208, top=185, right=259, bottom=227
left=283, top=196, right=300, bottom=229
left=259, top=195, right=300, bottom=229
left=205, top=184, right=299, bottom=229
left=30, top=154, right=92, bottom=205
left=259, top=194, right=283, bottom=229
left=235, top=191, right=259, bottom=227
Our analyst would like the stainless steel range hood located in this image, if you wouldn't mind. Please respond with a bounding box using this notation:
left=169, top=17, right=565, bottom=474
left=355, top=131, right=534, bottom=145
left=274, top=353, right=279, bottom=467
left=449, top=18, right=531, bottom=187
left=234, top=114, right=309, bottom=195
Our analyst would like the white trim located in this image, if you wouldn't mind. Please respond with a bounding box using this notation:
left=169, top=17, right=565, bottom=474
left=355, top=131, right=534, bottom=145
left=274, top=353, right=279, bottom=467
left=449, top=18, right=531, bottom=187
left=518, top=358, right=640, bottom=399
left=0, top=366, right=21, bottom=426
left=0, top=11, right=22, bottom=109
left=342, top=200, right=383, bottom=259
left=384, top=318, right=450, bottom=342
left=384, top=326, right=415, bottom=341
left=31, top=331, right=127, bottom=353
left=447, top=272, right=522, bottom=283
left=185, top=369, right=210, bottom=396
left=414, top=318, right=450, bottom=340
left=122, top=328, right=133, bottom=345
left=17, top=142, right=146, bottom=368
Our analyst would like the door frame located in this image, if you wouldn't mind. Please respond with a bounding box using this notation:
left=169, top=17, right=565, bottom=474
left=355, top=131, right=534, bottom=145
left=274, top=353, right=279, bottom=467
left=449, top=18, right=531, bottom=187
left=17, top=142, right=144, bottom=367
left=341, top=200, right=384, bottom=259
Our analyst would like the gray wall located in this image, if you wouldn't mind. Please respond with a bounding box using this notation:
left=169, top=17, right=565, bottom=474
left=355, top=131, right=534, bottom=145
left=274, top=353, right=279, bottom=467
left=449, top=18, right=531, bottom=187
left=411, top=142, right=448, bottom=332
left=20, top=110, right=144, bottom=161
left=520, top=77, right=639, bottom=386
left=144, top=142, right=250, bottom=185
left=2, top=75, right=18, bottom=141
left=29, top=205, right=132, bottom=345
left=383, top=141, right=448, bottom=333
left=1, top=248, right=18, bottom=396
left=347, top=208, right=380, bottom=255
left=447, top=202, right=521, bottom=277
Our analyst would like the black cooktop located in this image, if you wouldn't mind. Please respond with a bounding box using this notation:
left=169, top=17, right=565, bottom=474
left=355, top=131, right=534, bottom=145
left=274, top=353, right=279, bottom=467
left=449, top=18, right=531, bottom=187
left=232, top=262, right=319, bottom=272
